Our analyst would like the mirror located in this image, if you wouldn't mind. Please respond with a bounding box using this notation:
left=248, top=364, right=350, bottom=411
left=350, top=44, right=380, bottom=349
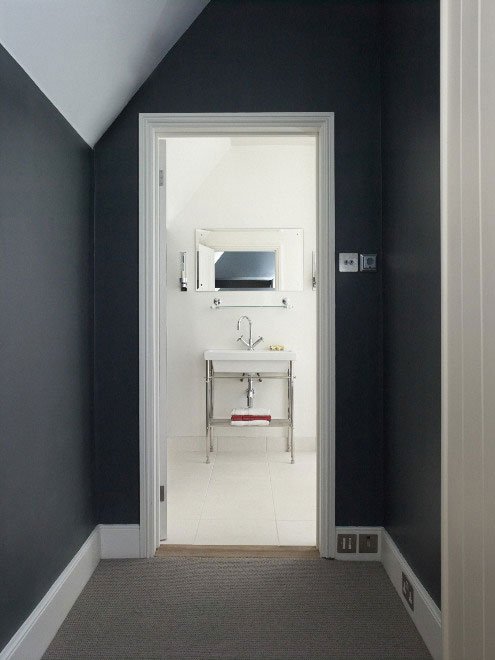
left=196, top=229, right=303, bottom=291
left=214, top=251, right=275, bottom=290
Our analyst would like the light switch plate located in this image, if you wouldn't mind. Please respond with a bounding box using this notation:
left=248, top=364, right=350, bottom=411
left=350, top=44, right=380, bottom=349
left=360, top=253, right=377, bottom=272
left=339, top=253, right=358, bottom=272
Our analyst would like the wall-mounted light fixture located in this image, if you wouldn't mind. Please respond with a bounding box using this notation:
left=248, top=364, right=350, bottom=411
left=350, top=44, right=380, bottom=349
left=180, top=252, right=188, bottom=291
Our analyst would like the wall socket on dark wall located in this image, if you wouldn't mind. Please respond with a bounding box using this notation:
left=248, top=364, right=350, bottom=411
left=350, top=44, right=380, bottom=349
left=358, top=534, right=379, bottom=553
left=337, top=532, right=378, bottom=554
left=337, top=533, right=357, bottom=553
left=402, top=572, right=415, bottom=611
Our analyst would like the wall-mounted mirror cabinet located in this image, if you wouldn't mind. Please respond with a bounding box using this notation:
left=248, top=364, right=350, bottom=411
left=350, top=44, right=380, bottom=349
left=195, top=229, right=303, bottom=291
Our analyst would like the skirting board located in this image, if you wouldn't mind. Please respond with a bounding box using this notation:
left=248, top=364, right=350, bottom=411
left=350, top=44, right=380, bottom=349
left=0, top=524, right=141, bottom=660
left=99, top=524, right=140, bottom=559
left=336, top=527, right=441, bottom=660
left=0, top=527, right=100, bottom=660
left=2, top=524, right=439, bottom=660
left=381, top=529, right=442, bottom=660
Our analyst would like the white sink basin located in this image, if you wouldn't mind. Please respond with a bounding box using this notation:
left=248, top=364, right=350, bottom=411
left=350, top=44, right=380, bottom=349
left=204, top=349, right=296, bottom=373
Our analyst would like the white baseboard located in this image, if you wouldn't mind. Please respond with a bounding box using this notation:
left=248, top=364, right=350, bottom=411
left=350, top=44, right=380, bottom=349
left=335, top=526, right=383, bottom=561
left=381, top=529, right=442, bottom=660
left=1, top=523, right=439, bottom=660
left=335, top=527, right=441, bottom=660
left=99, top=524, right=140, bottom=559
left=0, top=527, right=100, bottom=660
left=0, top=524, right=142, bottom=660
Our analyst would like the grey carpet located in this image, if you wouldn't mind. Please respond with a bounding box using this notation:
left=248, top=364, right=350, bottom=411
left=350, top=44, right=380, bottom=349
left=43, top=557, right=432, bottom=659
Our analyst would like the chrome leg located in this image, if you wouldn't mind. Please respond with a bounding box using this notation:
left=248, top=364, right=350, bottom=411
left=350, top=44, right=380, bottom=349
left=290, top=426, right=295, bottom=464
left=210, top=362, right=214, bottom=452
left=289, top=361, right=295, bottom=464
left=286, top=366, right=291, bottom=452
left=206, top=360, right=211, bottom=463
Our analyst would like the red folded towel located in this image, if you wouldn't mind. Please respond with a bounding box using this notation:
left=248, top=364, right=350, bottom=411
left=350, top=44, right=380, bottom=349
left=231, top=415, right=272, bottom=422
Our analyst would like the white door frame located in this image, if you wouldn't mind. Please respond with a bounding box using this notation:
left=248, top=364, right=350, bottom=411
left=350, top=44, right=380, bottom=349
left=138, top=112, right=335, bottom=558
left=441, top=0, right=495, bottom=655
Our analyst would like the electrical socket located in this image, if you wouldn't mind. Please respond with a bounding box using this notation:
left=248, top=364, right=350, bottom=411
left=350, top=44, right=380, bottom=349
left=339, top=253, right=359, bottom=272
left=358, top=533, right=378, bottom=553
left=402, top=572, right=414, bottom=611
left=337, top=533, right=357, bottom=553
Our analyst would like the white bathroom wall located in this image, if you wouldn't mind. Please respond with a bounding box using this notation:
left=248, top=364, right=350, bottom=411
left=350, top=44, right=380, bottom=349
left=164, top=136, right=317, bottom=442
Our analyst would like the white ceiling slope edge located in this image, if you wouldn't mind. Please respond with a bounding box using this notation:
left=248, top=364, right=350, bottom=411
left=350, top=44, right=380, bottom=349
left=0, top=0, right=209, bottom=146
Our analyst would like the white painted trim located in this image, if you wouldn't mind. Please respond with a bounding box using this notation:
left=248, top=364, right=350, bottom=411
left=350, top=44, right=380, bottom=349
left=382, top=529, right=442, bottom=660
left=138, top=113, right=336, bottom=559
left=139, top=113, right=161, bottom=558
left=334, top=526, right=382, bottom=561
left=316, top=113, right=336, bottom=558
left=441, top=0, right=495, bottom=656
left=0, top=528, right=100, bottom=660
left=0, top=524, right=142, bottom=659
left=335, top=527, right=441, bottom=658
left=439, top=2, right=451, bottom=653
left=0, top=523, right=439, bottom=659
left=99, top=524, right=141, bottom=559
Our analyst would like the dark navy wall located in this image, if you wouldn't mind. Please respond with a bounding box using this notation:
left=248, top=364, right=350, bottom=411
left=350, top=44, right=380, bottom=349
left=0, top=45, right=95, bottom=648
left=94, top=0, right=383, bottom=525
left=381, top=1, right=441, bottom=605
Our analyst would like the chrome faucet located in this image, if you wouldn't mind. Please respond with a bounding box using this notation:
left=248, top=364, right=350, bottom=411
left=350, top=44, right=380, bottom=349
left=237, top=316, right=263, bottom=351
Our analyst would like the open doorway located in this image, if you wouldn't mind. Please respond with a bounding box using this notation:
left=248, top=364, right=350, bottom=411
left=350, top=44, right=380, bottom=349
left=138, top=113, right=335, bottom=558
left=162, top=135, right=317, bottom=546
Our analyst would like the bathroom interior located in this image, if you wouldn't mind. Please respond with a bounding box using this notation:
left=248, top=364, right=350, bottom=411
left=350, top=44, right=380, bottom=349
left=162, top=135, right=318, bottom=546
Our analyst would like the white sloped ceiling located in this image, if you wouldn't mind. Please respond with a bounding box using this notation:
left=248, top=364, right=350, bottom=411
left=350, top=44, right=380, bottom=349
left=0, top=0, right=209, bottom=146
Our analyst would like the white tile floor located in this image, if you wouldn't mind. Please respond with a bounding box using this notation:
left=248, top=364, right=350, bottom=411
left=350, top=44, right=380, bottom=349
left=164, top=443, right=316, bottom=546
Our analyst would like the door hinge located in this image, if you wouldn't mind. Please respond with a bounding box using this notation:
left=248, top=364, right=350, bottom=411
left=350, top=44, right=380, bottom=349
left=159, top=170, right=164, bottom=186
left=160, top=485, right=165, bottom=502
